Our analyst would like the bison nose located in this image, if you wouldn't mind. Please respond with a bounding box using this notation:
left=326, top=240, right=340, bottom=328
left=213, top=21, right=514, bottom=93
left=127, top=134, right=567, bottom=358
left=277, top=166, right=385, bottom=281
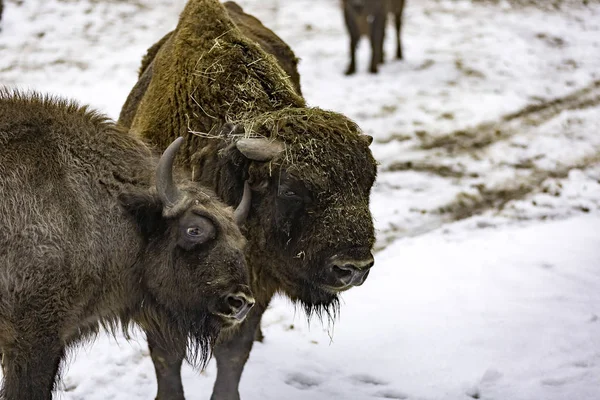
left=329, top=256, right=374, bottom=288
left=225, top=293, right=255, bottom=321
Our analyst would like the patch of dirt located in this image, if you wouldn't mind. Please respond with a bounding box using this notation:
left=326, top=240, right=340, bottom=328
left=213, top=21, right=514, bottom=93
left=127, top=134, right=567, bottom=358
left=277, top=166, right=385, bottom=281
left=418, top=80, right=600, bottom=152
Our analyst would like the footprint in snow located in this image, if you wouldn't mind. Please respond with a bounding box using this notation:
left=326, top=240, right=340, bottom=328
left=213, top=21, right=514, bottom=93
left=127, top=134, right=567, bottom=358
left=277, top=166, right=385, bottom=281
left=374, top=389, right=409, bottom=399
left=350, top=373, right=388, bottom=386
left=285, top=372, right=323, bottom=390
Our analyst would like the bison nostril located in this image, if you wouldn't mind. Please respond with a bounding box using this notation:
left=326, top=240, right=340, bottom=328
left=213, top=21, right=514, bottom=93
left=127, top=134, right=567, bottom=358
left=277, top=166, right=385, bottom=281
left=224, top=293, right=254, bottom=322
left=332, top=265, right=354, bottom=281
left=226, top=294, right=246, bottom=311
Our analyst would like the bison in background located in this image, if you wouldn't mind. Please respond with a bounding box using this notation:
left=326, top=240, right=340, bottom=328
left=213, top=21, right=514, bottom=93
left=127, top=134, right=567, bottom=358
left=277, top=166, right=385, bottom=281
left=343, top=0, right=406, bottom=74
left=119, top=0, right=378, bottom=399
left=0, top=90, right=253, bottom=400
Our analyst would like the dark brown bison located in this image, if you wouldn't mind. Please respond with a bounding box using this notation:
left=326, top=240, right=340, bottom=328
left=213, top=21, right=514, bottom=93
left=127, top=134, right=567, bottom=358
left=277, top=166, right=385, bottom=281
left=0, top=90, right=254, bottom=400
left=119, top=0, right=378, bottom=399
left=343, top=0, right=406, bottom=74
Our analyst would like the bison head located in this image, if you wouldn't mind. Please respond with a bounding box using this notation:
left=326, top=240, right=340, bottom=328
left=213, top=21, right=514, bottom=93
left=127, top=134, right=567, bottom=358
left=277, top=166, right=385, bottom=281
left=208, top=108, right=377, bottom=317
left=119, top=137, right=254, bottom=363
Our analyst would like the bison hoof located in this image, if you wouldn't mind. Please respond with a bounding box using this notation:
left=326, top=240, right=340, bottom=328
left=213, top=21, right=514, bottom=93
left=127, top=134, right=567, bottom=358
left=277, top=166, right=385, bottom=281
left=344, top=65, right=356, bottom=76
left=210, top=393, right=240, bottom=400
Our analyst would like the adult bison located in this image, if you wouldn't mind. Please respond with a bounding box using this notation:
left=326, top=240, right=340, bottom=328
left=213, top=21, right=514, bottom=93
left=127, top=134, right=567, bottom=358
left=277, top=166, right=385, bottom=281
left=342, top=0, right=406, bottom=74
left=0, top=90, right=254, bottom=400
left=119, top=0, right=378, bottom=399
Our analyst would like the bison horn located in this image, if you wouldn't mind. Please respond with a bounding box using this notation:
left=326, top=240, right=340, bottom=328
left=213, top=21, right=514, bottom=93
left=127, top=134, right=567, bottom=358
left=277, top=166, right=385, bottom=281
left=156, top=137, right=184, bottom=207
left=236, top=138, right=285, bottom=162
left=234, top=181, right=252, bottom=226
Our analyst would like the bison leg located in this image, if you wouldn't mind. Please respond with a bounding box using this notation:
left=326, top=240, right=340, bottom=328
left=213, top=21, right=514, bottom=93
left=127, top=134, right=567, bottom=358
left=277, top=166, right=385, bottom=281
left=395, top=0, right=406, bottom=60
left=146, top=329, right=186, bottom=400
left=369, top=11, right=386, bottom=73
left=210, top=303, right=267, bottom=400
left=343, top=7, right=361, bottom=75
left=0, top=339, right=64, bottom=400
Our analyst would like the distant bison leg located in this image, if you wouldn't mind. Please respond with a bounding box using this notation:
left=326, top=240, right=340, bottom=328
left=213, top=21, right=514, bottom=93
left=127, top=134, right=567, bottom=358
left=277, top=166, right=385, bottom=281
left=394, top=0, right=406, bottom=59
left=343, top=6, right=361, bottom=75
left=210, top=303, right=267, bottom=400
left=1, top=338, right=64, bottom=400
left=146, top=330, right=186, bottom=400
left=369, top=11, right=386, bottom=73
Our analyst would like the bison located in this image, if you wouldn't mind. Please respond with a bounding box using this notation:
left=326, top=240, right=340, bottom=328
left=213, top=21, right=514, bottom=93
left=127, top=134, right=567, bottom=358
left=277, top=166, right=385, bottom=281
left=0, top=90, right=254, bottom=400
left=343, top=0, right=406, bottom=75
left=119, top=0, right=378, bottom=399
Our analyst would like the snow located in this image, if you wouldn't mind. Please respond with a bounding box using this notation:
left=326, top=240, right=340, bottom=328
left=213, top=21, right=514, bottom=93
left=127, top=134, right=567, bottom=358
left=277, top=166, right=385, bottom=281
left=1, top=0, right=599, bottom=399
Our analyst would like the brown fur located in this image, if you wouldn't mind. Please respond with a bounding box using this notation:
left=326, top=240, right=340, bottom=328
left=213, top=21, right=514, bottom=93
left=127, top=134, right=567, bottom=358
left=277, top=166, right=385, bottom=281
left=0, top=90, right=252, bottom=400
left=342, top=0, right=406, bottom=75
left=118, top=1, right=302, bottom=130
left=119, top=0, right=377, bottom=398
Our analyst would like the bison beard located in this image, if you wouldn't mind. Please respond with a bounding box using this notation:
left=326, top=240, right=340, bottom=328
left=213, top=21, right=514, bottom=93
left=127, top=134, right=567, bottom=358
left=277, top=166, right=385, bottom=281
left=142, top=301, right=222, bottom=369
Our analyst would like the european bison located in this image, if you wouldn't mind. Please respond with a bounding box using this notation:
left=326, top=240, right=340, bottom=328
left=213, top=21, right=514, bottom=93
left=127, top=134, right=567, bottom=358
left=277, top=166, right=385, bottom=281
left=343, top=0, right=406, bottom=75
left=119, top=0, right=378, bottom=399
left=0, top=90, right=254, bottom=400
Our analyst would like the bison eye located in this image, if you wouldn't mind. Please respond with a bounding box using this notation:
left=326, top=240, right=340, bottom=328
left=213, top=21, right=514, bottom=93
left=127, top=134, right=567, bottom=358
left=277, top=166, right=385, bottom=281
left=178, top=214, right=216, bottom=249
left=278, top=188, right=302, bottom=202
left=186, top=227, right=202, bottom=237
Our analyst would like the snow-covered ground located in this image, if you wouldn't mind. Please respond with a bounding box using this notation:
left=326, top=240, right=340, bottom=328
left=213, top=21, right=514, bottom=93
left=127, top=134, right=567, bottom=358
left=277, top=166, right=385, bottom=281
left=1, top=0, right=599, bottom=399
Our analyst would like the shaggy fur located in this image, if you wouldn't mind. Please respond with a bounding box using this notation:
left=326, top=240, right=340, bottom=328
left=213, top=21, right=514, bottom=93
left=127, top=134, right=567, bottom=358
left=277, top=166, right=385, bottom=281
left=119, top=0, right=377, bottom=399
left=0, top=90, right=252, bottom=400
left=342, top=0, right=406, bottom=75
left=118, top=1, right=302, bottom=129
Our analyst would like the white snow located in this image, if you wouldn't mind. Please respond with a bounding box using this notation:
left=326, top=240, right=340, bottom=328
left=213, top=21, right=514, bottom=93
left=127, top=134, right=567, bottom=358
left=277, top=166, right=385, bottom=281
left=1, top=0, right=599, bottom=399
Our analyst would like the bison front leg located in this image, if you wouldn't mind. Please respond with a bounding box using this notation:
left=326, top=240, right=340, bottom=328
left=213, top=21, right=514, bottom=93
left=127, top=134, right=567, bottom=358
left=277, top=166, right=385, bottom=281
left=146, top=329, right=187, bottom=400
left=210, top=303, right=267, bottom=400
left=343, top=6, right=361, bottom=75
left=394, top=0, right=406, bottom=60
left=0, top=340, right=64, bottom=400
left=369, top=11, right=386, bottom=73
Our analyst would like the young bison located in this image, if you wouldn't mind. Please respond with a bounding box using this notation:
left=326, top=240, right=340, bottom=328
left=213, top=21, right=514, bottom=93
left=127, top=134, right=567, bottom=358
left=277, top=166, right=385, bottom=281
left=119, top=0, right=378, bottom=399
left=0, top=90, right=254, bottom=400
left=343, top=0, right=406, bottom=75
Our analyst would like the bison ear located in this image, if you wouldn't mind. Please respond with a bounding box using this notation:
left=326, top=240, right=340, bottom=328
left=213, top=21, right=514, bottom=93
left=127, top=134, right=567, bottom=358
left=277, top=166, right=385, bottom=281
left=236, top=138, right=285, bottom=162
left=360, top=135, right=374, bottom=146
left=118, top=191, right=164, bottom=238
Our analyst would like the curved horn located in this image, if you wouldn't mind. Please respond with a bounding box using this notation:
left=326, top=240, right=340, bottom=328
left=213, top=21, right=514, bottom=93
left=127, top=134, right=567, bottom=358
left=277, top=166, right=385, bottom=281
left=234, top=181, right=252, bottom=226
left=236, top=138, right=284, bottom=162
left=156, top=136, right=184, bottom=207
